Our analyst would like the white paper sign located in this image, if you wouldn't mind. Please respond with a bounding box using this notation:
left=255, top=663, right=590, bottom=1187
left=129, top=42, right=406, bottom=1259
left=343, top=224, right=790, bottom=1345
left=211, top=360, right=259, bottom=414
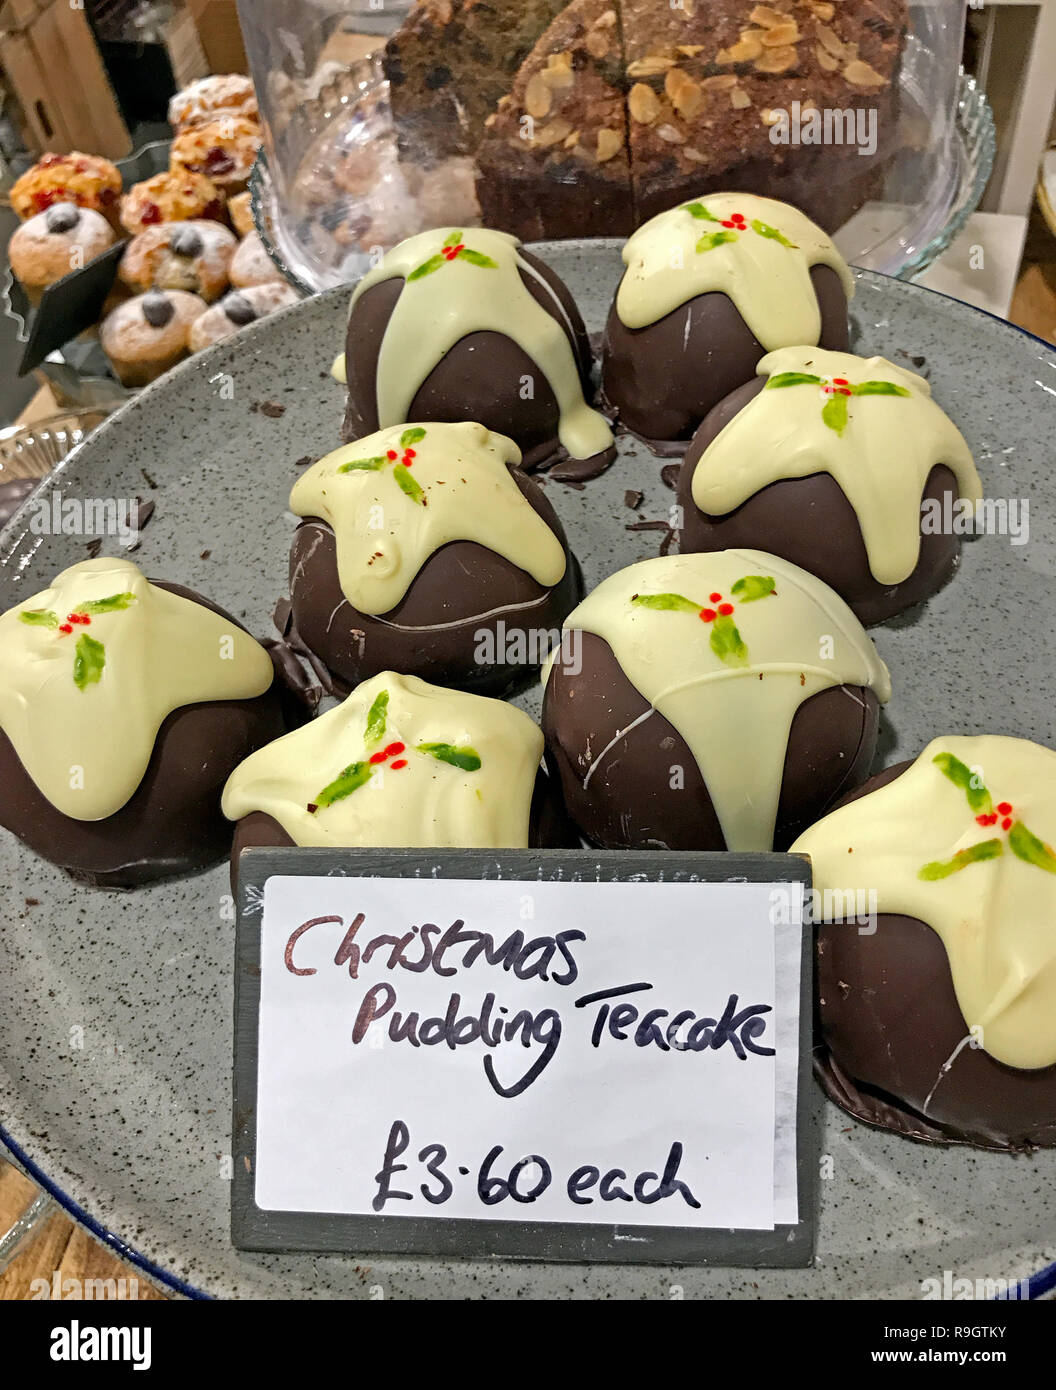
left=254, top=876, right=803, bottom=1232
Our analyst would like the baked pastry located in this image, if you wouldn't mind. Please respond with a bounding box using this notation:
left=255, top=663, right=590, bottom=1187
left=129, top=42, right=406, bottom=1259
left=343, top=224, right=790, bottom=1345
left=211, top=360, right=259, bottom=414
left=475, top=0, right=634, bottom=240
left=678, top=349, right=983, bottom=623
left=286, top=421, right=582, bottom=694
left=542, top=550, right=890, bottom=851
left=229, top=230, right=282, bottom=288
left=119, top=220, right=237, bottom=302
left=601, top=192, right=852, bottom=447
left=384, top=0, right=567, bottom=164
left=618, top=0, right=907, bottom=230
left=337, top=226, right=614, bottom=472
left=10, top=152, right=122, bottom=225
left=188, top=283, right=299, bottom=352
left=119, top=170, right=226, bottom=236
left=101, top=289, right=208, bottom=386
left=223, top=670, right=575, bottom=871
left=8, top=203, right=117, bottom=303
left=228, top=190, right=255, bottom=238
left=793, top=736, right=1056, bottom=1151
left=0, top=557, right=285, bottom=886
left=386, top=0, right=908, bottom=237
left=169, top=115, right=263, bottom=194
left=168, top=74, right=259, bottom=131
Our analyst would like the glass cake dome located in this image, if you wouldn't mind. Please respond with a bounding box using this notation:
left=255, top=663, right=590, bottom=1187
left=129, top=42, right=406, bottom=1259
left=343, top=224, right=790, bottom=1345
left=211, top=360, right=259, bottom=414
left=237, top=0, right=993, bottom=293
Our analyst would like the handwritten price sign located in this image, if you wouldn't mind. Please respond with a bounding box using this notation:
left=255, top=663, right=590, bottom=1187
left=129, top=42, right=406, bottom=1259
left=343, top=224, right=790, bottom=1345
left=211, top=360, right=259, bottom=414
left=232, top=850, right=814, bottom=1266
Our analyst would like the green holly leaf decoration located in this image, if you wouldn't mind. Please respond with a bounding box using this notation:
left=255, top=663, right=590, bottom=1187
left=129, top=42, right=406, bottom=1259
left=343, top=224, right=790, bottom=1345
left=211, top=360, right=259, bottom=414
left=932, top=753, right=993, bottom=816
left=407, top=254, right=446, bottom=281
left=696, top=230, right=738, bottom=254
left=313, top=761, right=373, bottom=810
left=365, top=689, right=389, bottom=745
left=821, top=393, right=849, bottom=436
left=709, top=613, right=749, bottom=669
left=631, top=592, right=700, bottom=613
left=443, top=230, right=463, bottom=249
left=393, top=464, right=426, bottom=505
left=19, top=609, right=60, bottom=628
left=1008, top=822, right=1056, bottom=874
left=684, top=201, right=720, bottom=222
left=919, top=838, right=1003, bottom=881
left=417, top=743, right=482, bottom=772
left=456, top=248, right=499, bottom=269
left=399, top=427, right=427, bottom=448
left=849, top=381, right=911, bottom=398
left=72, top=634, right=105, bottom=691
left=338, top=456, right=387, bottom=473
left=751, top=218, right=797, bottom=248
left=766, top=372, right=824, bottom=390
left=731, top=575, right=777, bottom=603
left=76, top=592, right=136, bottom=616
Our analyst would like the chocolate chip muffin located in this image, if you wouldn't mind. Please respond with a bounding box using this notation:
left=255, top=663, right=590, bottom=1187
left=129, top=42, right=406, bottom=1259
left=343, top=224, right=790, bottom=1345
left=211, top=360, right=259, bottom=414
left=188, top=283, right=299, bottom=352
left=8, top=203, right=117, bottom=303
left=119, top=220, right=237, bottom=302
left=101, top=289, right=208, bottom=386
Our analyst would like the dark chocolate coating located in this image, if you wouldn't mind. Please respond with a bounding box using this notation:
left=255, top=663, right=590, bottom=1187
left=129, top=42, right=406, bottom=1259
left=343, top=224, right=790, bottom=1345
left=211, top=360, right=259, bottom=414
left=541, top=630, right=878, bottom=852
left=229, top=769, right=580, bottom=891
left=0, top=583, right=286, bottom=888
left=677, top=376, right=964, bottom=625
left=601, top=264, right=849, bottom=447
left=289, top=464, right=583, bottom=696
left=814, top=762, right=1056, bottom=1151
left=342, top=250, right=594, bottom=469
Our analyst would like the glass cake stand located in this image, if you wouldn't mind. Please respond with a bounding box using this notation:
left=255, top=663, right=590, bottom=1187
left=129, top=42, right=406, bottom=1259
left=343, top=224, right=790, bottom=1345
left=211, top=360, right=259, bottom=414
left=251, top=57, right=995, bottom=296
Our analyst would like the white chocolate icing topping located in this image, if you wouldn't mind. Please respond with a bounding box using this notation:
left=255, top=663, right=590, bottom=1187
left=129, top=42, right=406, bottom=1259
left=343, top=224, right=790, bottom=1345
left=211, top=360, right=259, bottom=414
left=0, top=558, right=274, bottom=820
left=340, top=228, right=613, bottom=460
left=222, top=671, right=543, bottom=848
left=616, top=193, right=854, bottom=348
left=289, top=421, right=567, bottom=615
left=792, top=736, right=1056, bottom=1071
left=692, top=349, right=982, bottom=585
left=553, top=550, right=890, bottom=851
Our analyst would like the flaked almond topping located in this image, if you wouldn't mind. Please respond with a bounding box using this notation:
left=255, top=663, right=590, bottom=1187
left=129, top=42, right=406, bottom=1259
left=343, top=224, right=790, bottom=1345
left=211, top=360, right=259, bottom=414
left=716, top=33, right=763, bottom=63
left=730, top=86, right=752, bottom=108
left=815, top=43, right=839, bottom=70
left=656, top=122, right=686, bottom=144
left=627, top=55, right=677, bottom=77
left=750, top=5, right=787, bottom=26
left=814, top=23, right=846, bottom=57
left=806, top=0, right=835, bottom=18
left=564, top=129, right=581, bottom=148
left=702, top=73, right=739, bottom=89
left=484, top=112, right=497, bottom=128
left=540, top=62, right=575, bottom=90
left=596, top=127, right=623, bottom=162
left=666, top=68, right=704, bottom=118
left=760, top=107, right=784, bottom=125
left=535, top=117, right=574, bottom=146
left=629, top=81, right=662, bottom=124
left=585, top=29, right=610, bottom=59
left=677, top=44, right=706, bottom=56
left=683, top=147, right=709, bottom=163
left=547, top=50, right=572, bottom=69
left=761, top=19, right=800, bottom=44
left=524, top=71, right=553, bottom=119
left=755, top=44, right=798, bottom=72
left=844, top=58, right=886, bottom=86
left=596, top=8, right=618, bottom=27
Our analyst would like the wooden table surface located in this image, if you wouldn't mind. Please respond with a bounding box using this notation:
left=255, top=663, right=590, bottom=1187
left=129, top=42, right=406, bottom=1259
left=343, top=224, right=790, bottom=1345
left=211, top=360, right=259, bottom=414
left=2, top=212, right=1054, bottom=1301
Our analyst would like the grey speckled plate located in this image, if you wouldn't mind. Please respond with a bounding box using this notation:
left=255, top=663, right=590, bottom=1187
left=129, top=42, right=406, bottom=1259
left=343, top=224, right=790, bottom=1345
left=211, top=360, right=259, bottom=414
left=1, top=242, right=1055, bottom=1300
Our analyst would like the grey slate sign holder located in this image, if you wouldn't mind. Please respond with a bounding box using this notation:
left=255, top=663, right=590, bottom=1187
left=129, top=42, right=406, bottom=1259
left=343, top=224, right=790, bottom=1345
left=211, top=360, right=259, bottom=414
left=231, top=847, right=817, bottom=1267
